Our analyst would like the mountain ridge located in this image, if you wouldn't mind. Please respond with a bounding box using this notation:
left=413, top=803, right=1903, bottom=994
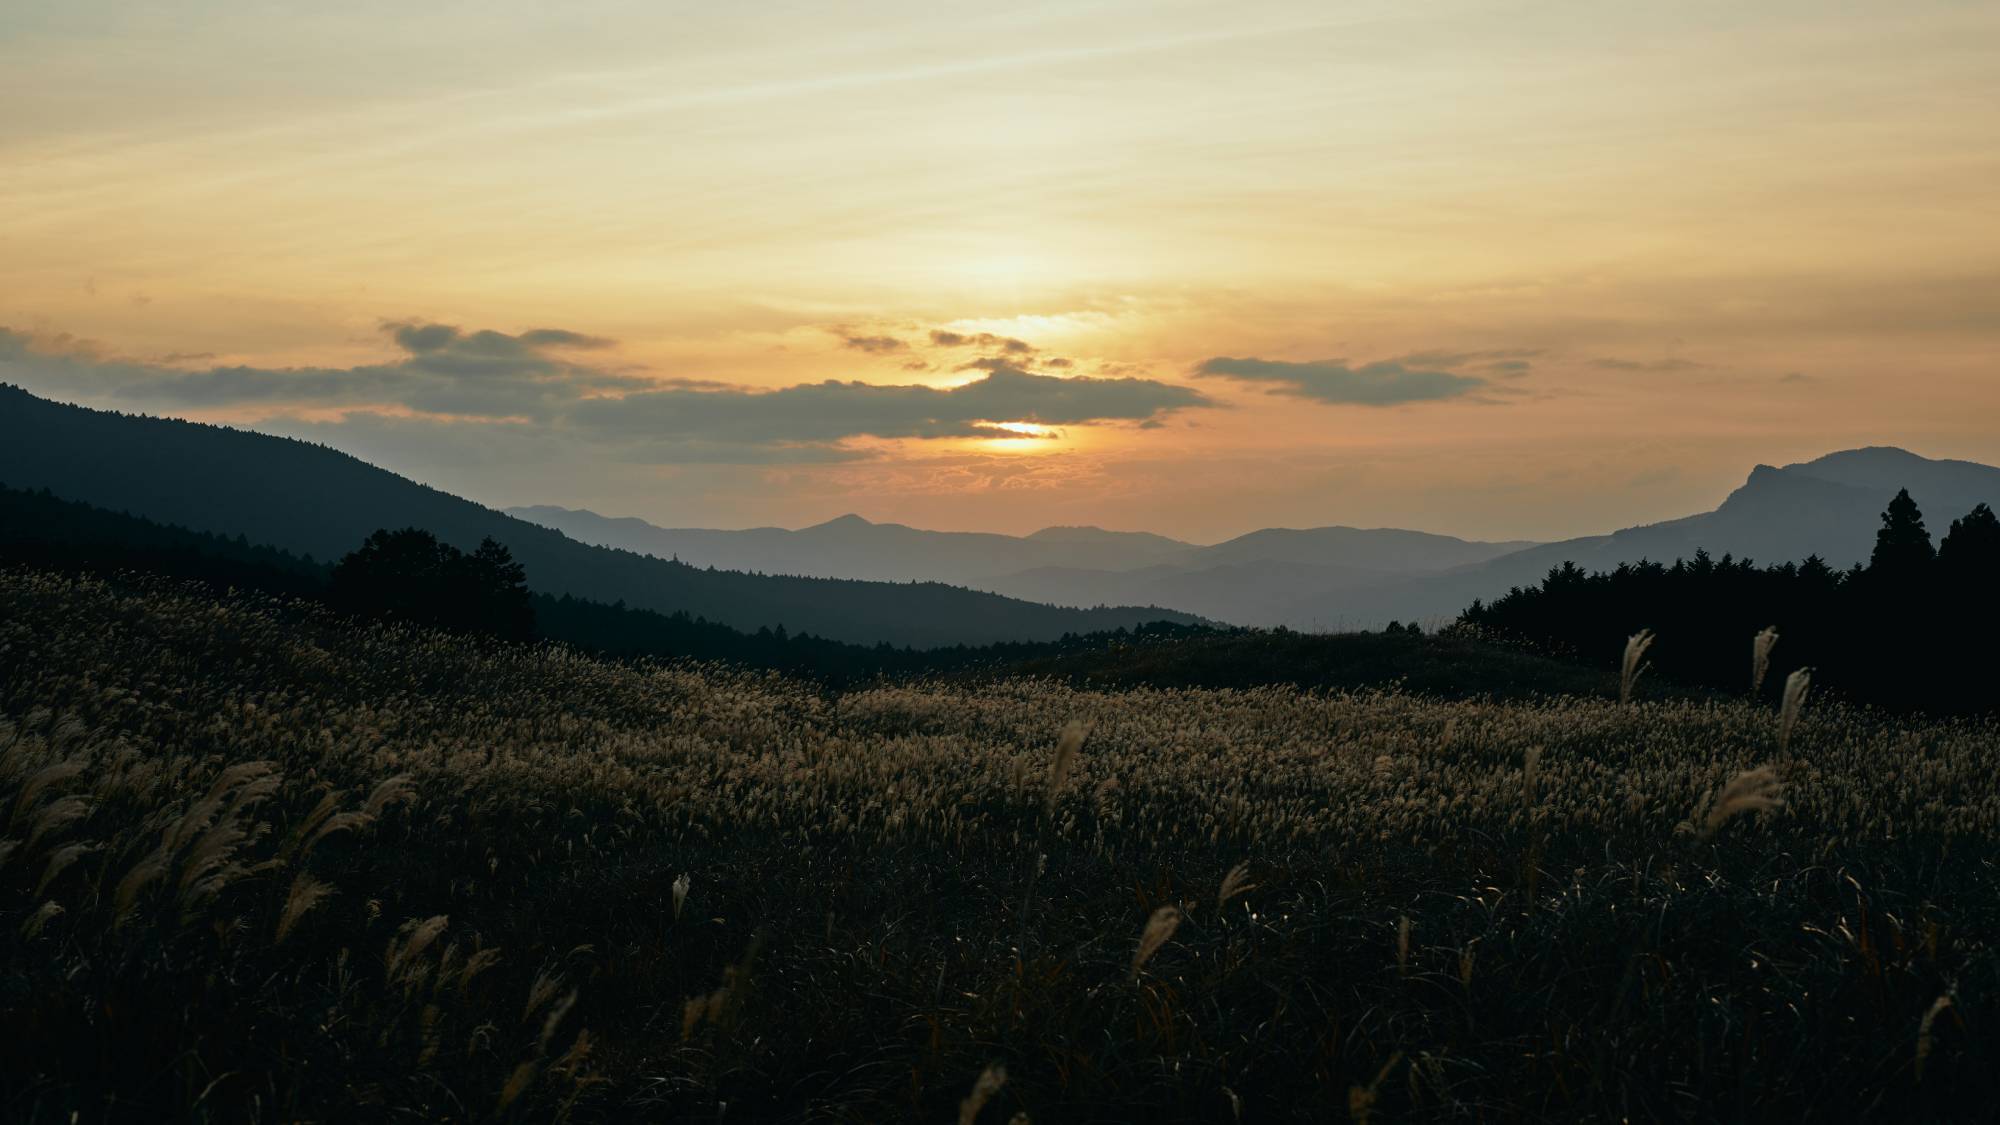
left=512, top=444, right=2000, bottom=631
left=0, top=385, right=1203, bottom=647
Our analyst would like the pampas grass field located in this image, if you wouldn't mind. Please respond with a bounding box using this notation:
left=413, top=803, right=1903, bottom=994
left=5, top=568, right=1998, bottom=1121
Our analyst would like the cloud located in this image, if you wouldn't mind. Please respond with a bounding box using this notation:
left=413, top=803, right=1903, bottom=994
left=0, top=321, right=651, bottom=421
left=517, top=328, right=613, bottom=349
left=1192, top=356, right=1485, bottom=405
left=1392, top=348, right=1542, bottom=368
left=566, top=362, right=1209, bottom=452
left=2, top=323, right=1213, bottom=466
left=1590, top=356, right=1705, bottom=373
left=929, top=329, right=1034, bottom=354
left=833, top=330, right=909, bottom=354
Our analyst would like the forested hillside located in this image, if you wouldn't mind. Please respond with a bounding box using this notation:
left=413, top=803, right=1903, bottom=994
left=0, top=386, right=1200, bottom=647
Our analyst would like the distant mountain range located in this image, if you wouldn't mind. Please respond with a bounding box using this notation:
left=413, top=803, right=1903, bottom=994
left=0, top=385, right=1201, bottom=647
left=515, top=446, right=2000, bottom=629
left=506, top=505, right=1536, bottom=627
left=1322, top=446, right=2000, bottom=627
left=9, top=383, right=1992, bottom=641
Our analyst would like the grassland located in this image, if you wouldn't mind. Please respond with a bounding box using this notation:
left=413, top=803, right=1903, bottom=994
left=4, top=568, right=1997, bottom=1121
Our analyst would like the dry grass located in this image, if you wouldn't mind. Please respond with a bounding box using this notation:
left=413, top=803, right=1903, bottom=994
left=2, top=569, right=1998, bottom=1121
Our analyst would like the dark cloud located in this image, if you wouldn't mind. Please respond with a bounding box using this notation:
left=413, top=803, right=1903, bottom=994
left=1192, top=356, right=1485, bottom=405
left=567, top=362, right=1209, bottom=451
left=928, top=330, right=1034, bottom=354
left=835, top=332, right=909, bottom=354
left=0, top=322, right=651, bottom=421
left=1590, top=356, right=1705, bottom=373
left=1, top=323, right=1212, bottom=466
left=264, top=410, right=876, bottom=468
left=518, top=328, right=614, bottom=349
left=954, top=356, right=1027, bottom=373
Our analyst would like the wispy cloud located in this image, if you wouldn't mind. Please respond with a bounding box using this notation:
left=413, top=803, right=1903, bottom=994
left=831, top=329, right=910, bottom=354
left=929, top=330, right=1034, bottom=354
left=1192, top=356, right=1485, bottom=405
left=1589, top=356, right=1705, bottom=373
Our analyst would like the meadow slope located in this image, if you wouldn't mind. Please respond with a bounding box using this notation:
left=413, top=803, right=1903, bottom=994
left=3, top=569, right=1997, bottom=1121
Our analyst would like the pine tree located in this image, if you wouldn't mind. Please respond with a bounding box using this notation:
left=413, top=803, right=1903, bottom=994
left=468, top=537, right=535, bottom=640
left=1868, top=488, right=1935, bottom=576
left=1938, top=502, right=2000, bottom=579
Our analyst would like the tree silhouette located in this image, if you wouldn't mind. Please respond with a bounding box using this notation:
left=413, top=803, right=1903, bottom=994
left=469, top=536, right=535, bottom=639
left=330, top=528, right=535, bottom=640
left=1868, top=488, right=1935, bottom=577
left=1938, top=502, right=2000, bottom=580
left=1458, top=492, right=1999, bottom=713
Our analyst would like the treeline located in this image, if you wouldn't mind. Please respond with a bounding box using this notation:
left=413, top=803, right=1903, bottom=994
left=0, top=483, right=1218, bottom=685
left=1461, top=489, right=1999, bottom=712
left=0, top=482, right=1606, bottom=698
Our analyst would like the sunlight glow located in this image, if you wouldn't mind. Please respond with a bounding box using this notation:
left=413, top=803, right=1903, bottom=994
left=974, top=420, right=1061, bottom=454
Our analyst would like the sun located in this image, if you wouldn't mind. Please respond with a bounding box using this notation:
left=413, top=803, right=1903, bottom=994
left=975, top=420, right=1061, bottom=454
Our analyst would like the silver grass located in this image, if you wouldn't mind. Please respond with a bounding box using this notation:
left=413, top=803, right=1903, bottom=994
left=1780, top=668, right=1812, bottom=754
left=1045, top=720, right=1090, bottom=815
left=1620, top=629, right=1655, bottom=704
left=1216, top=861, right=1256, bottom=911
left=276, top=873, right=335, bottom=943
left=1751, top=626, right=1779, bottom=694
left=1131, top=905, right=1181, bottom=979
left=1699, top=766, right=1786, bottom=838
left=958, top=1063, right=1008, bottom=1125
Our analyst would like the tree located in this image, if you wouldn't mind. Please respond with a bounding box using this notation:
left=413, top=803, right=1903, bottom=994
left=1938, top=502, right=2000, bottom=580
left=1868, top=488, right=1935, bottom=577
left=468, top=537, right=535, bottom=640
left=330, top=528, right=536, bottom=640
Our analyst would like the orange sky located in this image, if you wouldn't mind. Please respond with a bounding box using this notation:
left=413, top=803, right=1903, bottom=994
left=4, top=1, right=1997, bottom=541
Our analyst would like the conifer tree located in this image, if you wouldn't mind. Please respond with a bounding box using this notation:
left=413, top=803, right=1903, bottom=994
left=1868, top=488, right=1935, bottom=576
left=1938, top=502, right=2000, bottom=579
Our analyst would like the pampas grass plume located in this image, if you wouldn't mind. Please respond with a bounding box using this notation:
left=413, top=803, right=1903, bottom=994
left=1752, top=626, right=1779, bottom=694
left=1621, top=629, right=1655, bottom=704
left=1131, top=905, right=1181, bottom=979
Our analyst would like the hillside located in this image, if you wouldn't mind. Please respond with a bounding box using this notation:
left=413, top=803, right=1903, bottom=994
left=0, top=385, right=1201, bottom=647
left=5, top=566, right=1995, bottom=1120
left=1291, top=447, right=2000, bottom=628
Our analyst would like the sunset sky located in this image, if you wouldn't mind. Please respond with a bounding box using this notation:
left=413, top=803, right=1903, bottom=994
left=4, top=1, right=1997, bottom=542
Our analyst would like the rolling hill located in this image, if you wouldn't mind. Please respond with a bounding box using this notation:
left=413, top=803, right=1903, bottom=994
left=0, top=385, right=1202, bottom=647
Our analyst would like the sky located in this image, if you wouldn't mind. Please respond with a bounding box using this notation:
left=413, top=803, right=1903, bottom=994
left=4, top=0, right=1997, bottom=543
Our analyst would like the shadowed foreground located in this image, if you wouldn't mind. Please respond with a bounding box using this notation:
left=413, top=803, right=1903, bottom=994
left=3, top=569, right=1996, bottom=1121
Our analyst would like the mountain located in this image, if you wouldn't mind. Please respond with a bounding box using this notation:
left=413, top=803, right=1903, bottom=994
left=505, top=505, right=1197, bottom=583
left=1186, top=526, right=1539, bottom=572
left=507, top=506, right=1534, bottom=626
left=514, top=446, right=2000, bottom=632
left=1292, top=446, right=2000, bottom=628
left=0, top=385, right=1202, bottom=647
left=982, top=559, right=1405, bottom=628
